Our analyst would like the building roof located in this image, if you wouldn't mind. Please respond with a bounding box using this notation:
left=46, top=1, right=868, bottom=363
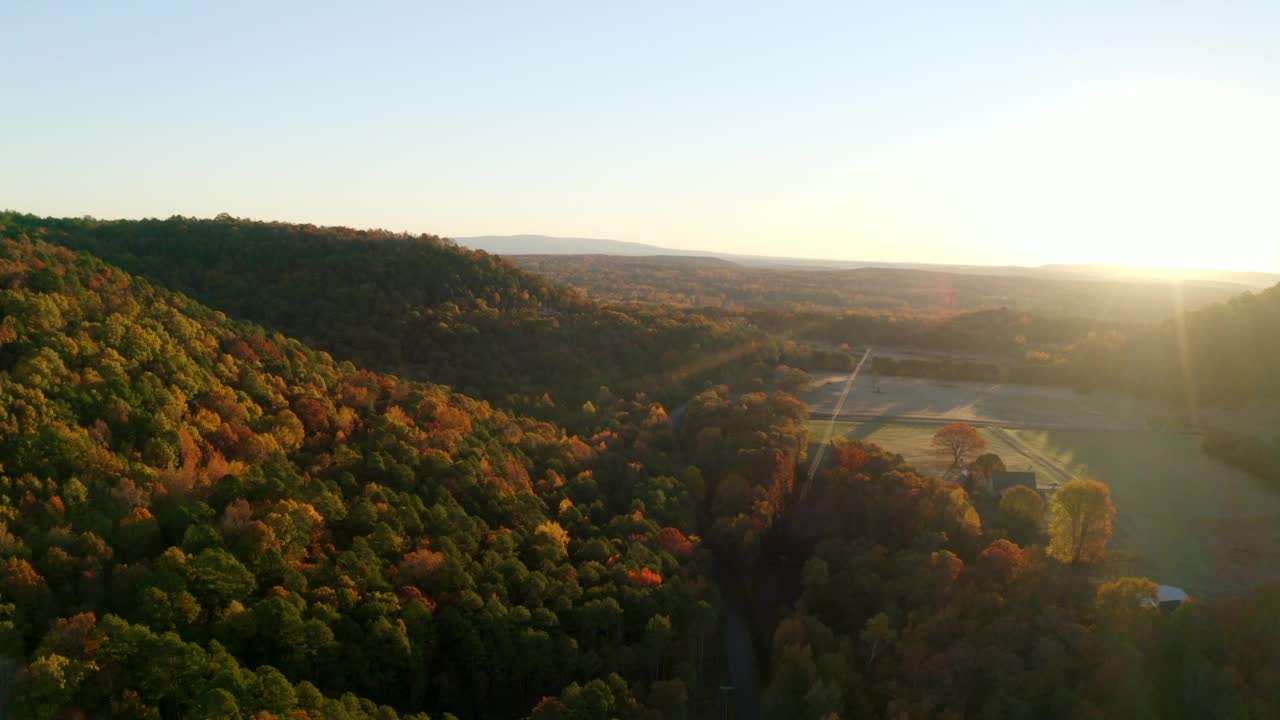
left=991, top=471, right=1036, bottom=493
left=1141, top=585, right=1190, bottom=610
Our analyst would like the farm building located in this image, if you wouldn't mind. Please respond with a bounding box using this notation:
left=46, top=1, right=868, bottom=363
left=991, top=471, right=1036, bottom=495
left=1141, top=585, right=1190, bottom=614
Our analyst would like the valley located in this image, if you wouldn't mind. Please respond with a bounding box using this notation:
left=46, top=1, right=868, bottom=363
left=2, top=212, right=1278, bottom=719
left=10, top=6, right=1280, bottom=717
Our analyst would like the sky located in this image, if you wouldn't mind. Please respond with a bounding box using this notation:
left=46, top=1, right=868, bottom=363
left=3, top=1, right=1279, bottom=271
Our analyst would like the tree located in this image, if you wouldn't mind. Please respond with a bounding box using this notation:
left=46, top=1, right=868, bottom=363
left=968, top=452, right=1006, bottom=493
left=647, top=679, right=688, bottom=719
left=1048, top=479, right=1115, bottom=565
left=931, top=423, right=987, bottom=470
left=20, top=654, right=96, bottom=720
left=859, top=612, right=896, bottom=668
left=189, top=548, right=256, bottom=608
left=975, top=539, right=1028, bottom=586
left=999, top=485, right=1045, bottom=544
left=1095, top=577, right=1159, bottom=635
left=192, top=688, right=241, bottom=720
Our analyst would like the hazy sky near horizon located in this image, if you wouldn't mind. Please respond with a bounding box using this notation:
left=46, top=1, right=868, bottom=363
left=4, top=1, right=1279, bottom=271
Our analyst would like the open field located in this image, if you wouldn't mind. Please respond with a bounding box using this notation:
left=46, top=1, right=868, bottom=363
left=810, top=421, right=1068, bottom=482
left=804, top=373, right=1280, bottom=433
left=806, top=371, right=1280, bottom=596
left=1011, top=429, right=1280, bottom=597
left=805, top=374, right=1160, bottom=430
left=818, top=420, right=1280, bottom=595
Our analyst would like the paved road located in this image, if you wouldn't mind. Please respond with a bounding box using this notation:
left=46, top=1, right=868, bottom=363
left=712, top=349, right=870, bottom=720
left=711, top=558, right=760, bottom=720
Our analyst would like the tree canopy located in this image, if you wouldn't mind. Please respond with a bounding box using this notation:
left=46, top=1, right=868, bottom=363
left=0, top=228, right=769, bottom=718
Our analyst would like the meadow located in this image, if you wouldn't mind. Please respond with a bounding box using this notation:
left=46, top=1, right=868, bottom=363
left=1012, top=429, right=1280, bottom=596
left=811, top=421, right=1064, bottom=480
left=817, top=419, right=1280, bottom=596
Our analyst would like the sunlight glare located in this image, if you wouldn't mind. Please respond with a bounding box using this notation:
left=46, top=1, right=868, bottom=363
left=976, top=83, right=1280, bottom=271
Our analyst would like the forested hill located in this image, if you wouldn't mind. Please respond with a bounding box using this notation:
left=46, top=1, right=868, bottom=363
left=4, top=213, right=778, bottom=426
left=1058, top=281, right=1280, bottom=402
left=1168, top=282, right=1280, bottom=399
left=0, top=229, right=810, bottom=719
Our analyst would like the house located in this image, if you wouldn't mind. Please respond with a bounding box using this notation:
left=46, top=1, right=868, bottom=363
left=991, top=471, right=1036, bottom=495
left=1157, top=585, right=1189, bottom=613
left=945, top=466, right=969, bottom=485
left=1139, top=585, right=1189, bottom=614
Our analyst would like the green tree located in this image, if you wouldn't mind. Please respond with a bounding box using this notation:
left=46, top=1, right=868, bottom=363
left=193, top=687, right=242, bottom=720
left=969, top=452, right=1006, bottom=493
left=999, top=484, right=1045, bottom=544
left=189, top=548, right=256, bottom=608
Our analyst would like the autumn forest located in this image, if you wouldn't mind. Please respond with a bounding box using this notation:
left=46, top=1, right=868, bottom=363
left=0, top=213, right=1278, bottom=720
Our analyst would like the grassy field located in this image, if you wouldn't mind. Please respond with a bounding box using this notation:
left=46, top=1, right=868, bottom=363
left=803, top=374, right=1280, bottom=433
left=1011, top=429, right=1280, bottom=597
left=811, top=420, right=1065, bottom=481
left=815, top=420, right=1280, bottom=596
left=803, top=375, right=1156, bottom=430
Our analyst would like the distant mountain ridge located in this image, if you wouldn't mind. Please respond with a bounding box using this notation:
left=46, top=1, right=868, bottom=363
left=456, top=234, right=1280, bottom=289
left=454, top=234, right=1010, bottom=272
left=454, top=234, right=706, bottom=257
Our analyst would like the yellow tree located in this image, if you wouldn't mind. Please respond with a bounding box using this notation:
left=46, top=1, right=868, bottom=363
left=1048, top=479, right=1116, bottom=564
left=931, top=423, right=987, bottom=470
left=1095, top=577, right=1160, bottom=635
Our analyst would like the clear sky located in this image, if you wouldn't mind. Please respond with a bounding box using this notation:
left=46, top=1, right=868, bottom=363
left=4, top=1, right=1279, bottom=271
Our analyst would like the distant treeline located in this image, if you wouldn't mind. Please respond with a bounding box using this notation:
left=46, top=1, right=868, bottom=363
left=769, top=283, right=1280, bottom=407
left=871, top=356, right=1001, bottom=383
left=1203, top=431, right=1280, bottom=485
left=1062, top=283, right=1280, bottom=403
left=510, top=253, right=1246, bottom=322
left=779, top=342, right=855, bottom=372
left=750, top=307, right=1108, bottom=354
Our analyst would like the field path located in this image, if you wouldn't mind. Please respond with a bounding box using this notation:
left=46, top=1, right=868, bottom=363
left=800, top=347, right=872, bottom=502
left=988, top=426, right=1075, bottom=486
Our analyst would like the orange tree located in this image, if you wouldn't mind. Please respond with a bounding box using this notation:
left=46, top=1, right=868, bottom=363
left=931, top=423, right=987, bottom=470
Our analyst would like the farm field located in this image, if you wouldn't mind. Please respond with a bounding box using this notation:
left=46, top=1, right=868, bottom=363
left=815, top=418, right=1280, bottom=596
left=806, top=373, right=1158, bottom=429
left=803, top=373, right=1280, bottom=433
left=1010, top=429, right=1280, bottom=597
left=810, top=421, right=1065, bottom=481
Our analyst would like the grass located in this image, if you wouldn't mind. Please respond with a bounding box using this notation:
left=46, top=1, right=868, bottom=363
left=1011, top=429, right=1280, bottom=597
left=814, top=420, right=1280, bottom=596
left=811, top=420, right=1064, bottom=479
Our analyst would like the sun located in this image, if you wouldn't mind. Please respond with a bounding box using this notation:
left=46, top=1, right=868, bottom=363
left=974, top=82, right=1280, bottom=272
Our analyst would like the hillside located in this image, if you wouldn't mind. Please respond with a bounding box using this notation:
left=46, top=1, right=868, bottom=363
left=0, top=232, right=736, bottom=718
left=6, top=214, right=779, bottom=427
left=1063, top=281, right=1280, bottom=402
